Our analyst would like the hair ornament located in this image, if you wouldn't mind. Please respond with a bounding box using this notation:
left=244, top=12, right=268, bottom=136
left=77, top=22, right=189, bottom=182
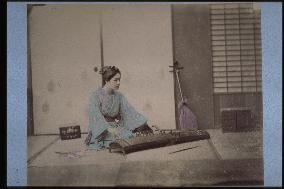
left=98, top=66, right=118, bottom=74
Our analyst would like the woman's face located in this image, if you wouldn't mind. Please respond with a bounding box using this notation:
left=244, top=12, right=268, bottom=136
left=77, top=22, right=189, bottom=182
left=106, top=73, right=121, bottom=90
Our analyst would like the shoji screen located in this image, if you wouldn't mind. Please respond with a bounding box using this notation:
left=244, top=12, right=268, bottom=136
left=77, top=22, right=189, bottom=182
left=210, top=3, right=262, bottom=94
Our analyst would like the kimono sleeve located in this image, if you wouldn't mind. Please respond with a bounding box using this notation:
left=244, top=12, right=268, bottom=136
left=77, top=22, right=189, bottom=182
left=88, top=91, right=111, bottom=139
left=119, top=93, right=148, bottom=131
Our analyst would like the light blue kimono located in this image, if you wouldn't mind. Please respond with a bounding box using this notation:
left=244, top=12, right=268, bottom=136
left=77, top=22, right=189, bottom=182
left=85, top=87, right=148, bottom=150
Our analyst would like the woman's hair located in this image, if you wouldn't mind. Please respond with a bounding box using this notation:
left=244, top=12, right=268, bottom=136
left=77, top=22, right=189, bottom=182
left=99, top=66, right=121, bottom=85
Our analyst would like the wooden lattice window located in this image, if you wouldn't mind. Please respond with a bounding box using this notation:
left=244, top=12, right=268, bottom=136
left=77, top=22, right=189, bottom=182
left=210, top=3, right=262, bottom=93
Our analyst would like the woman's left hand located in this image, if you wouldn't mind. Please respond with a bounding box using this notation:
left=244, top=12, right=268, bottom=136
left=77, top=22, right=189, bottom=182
left=133, top=124, right=153, bottom=134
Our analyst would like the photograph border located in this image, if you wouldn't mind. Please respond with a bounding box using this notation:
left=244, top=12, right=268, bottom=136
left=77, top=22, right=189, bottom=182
left=6, top=1, right=282, bottom=186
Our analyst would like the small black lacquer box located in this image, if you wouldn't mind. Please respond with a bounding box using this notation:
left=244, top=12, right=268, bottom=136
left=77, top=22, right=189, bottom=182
left=59, top=125, right=81, bottom=140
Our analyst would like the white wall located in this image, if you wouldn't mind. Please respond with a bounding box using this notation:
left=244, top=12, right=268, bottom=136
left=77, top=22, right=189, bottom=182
left=102, top=5, right=176, bottom=129
left=30, top=4, right=176, bottom=134
left=30, top=5, right=102, bottom=134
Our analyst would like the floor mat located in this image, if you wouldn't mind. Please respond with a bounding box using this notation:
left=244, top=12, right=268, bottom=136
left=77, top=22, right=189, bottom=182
left=115, top=159, right=263, bottom=186
left=28, top=135, right=126, bottom=168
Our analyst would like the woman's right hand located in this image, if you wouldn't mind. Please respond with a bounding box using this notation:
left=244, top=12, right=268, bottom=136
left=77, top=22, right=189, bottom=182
left=107, top=127, right=120, bottom=139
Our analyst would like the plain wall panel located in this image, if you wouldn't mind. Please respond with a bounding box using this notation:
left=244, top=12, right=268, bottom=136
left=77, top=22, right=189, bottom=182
left=172, top=5, right=214, bottom=129
left=30, top=5, right=102, bottom=134
left=102, top=5, right=176, bottom=129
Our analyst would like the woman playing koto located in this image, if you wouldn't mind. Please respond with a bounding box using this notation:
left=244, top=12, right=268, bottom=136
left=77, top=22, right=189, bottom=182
left=85, top=66, right=153, bottom=150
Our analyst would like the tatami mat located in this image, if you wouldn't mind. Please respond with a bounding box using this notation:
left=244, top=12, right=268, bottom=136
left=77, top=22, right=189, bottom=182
left=28, top=135, right=59, bottom=160
left=28, top=134, right=126, bottom=168
left=28, top=129, right=264, bottom=186
left=126, top=139, right=218, bottom=162
left=206, top=129, right=263, bottom=160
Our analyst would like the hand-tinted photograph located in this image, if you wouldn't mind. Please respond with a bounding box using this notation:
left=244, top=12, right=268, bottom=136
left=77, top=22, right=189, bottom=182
left=27, top=3, right=264, bottom=186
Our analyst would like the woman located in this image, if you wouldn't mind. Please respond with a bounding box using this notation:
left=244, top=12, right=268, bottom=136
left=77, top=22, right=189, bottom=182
left=85, top=66, right=153, bottom=150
